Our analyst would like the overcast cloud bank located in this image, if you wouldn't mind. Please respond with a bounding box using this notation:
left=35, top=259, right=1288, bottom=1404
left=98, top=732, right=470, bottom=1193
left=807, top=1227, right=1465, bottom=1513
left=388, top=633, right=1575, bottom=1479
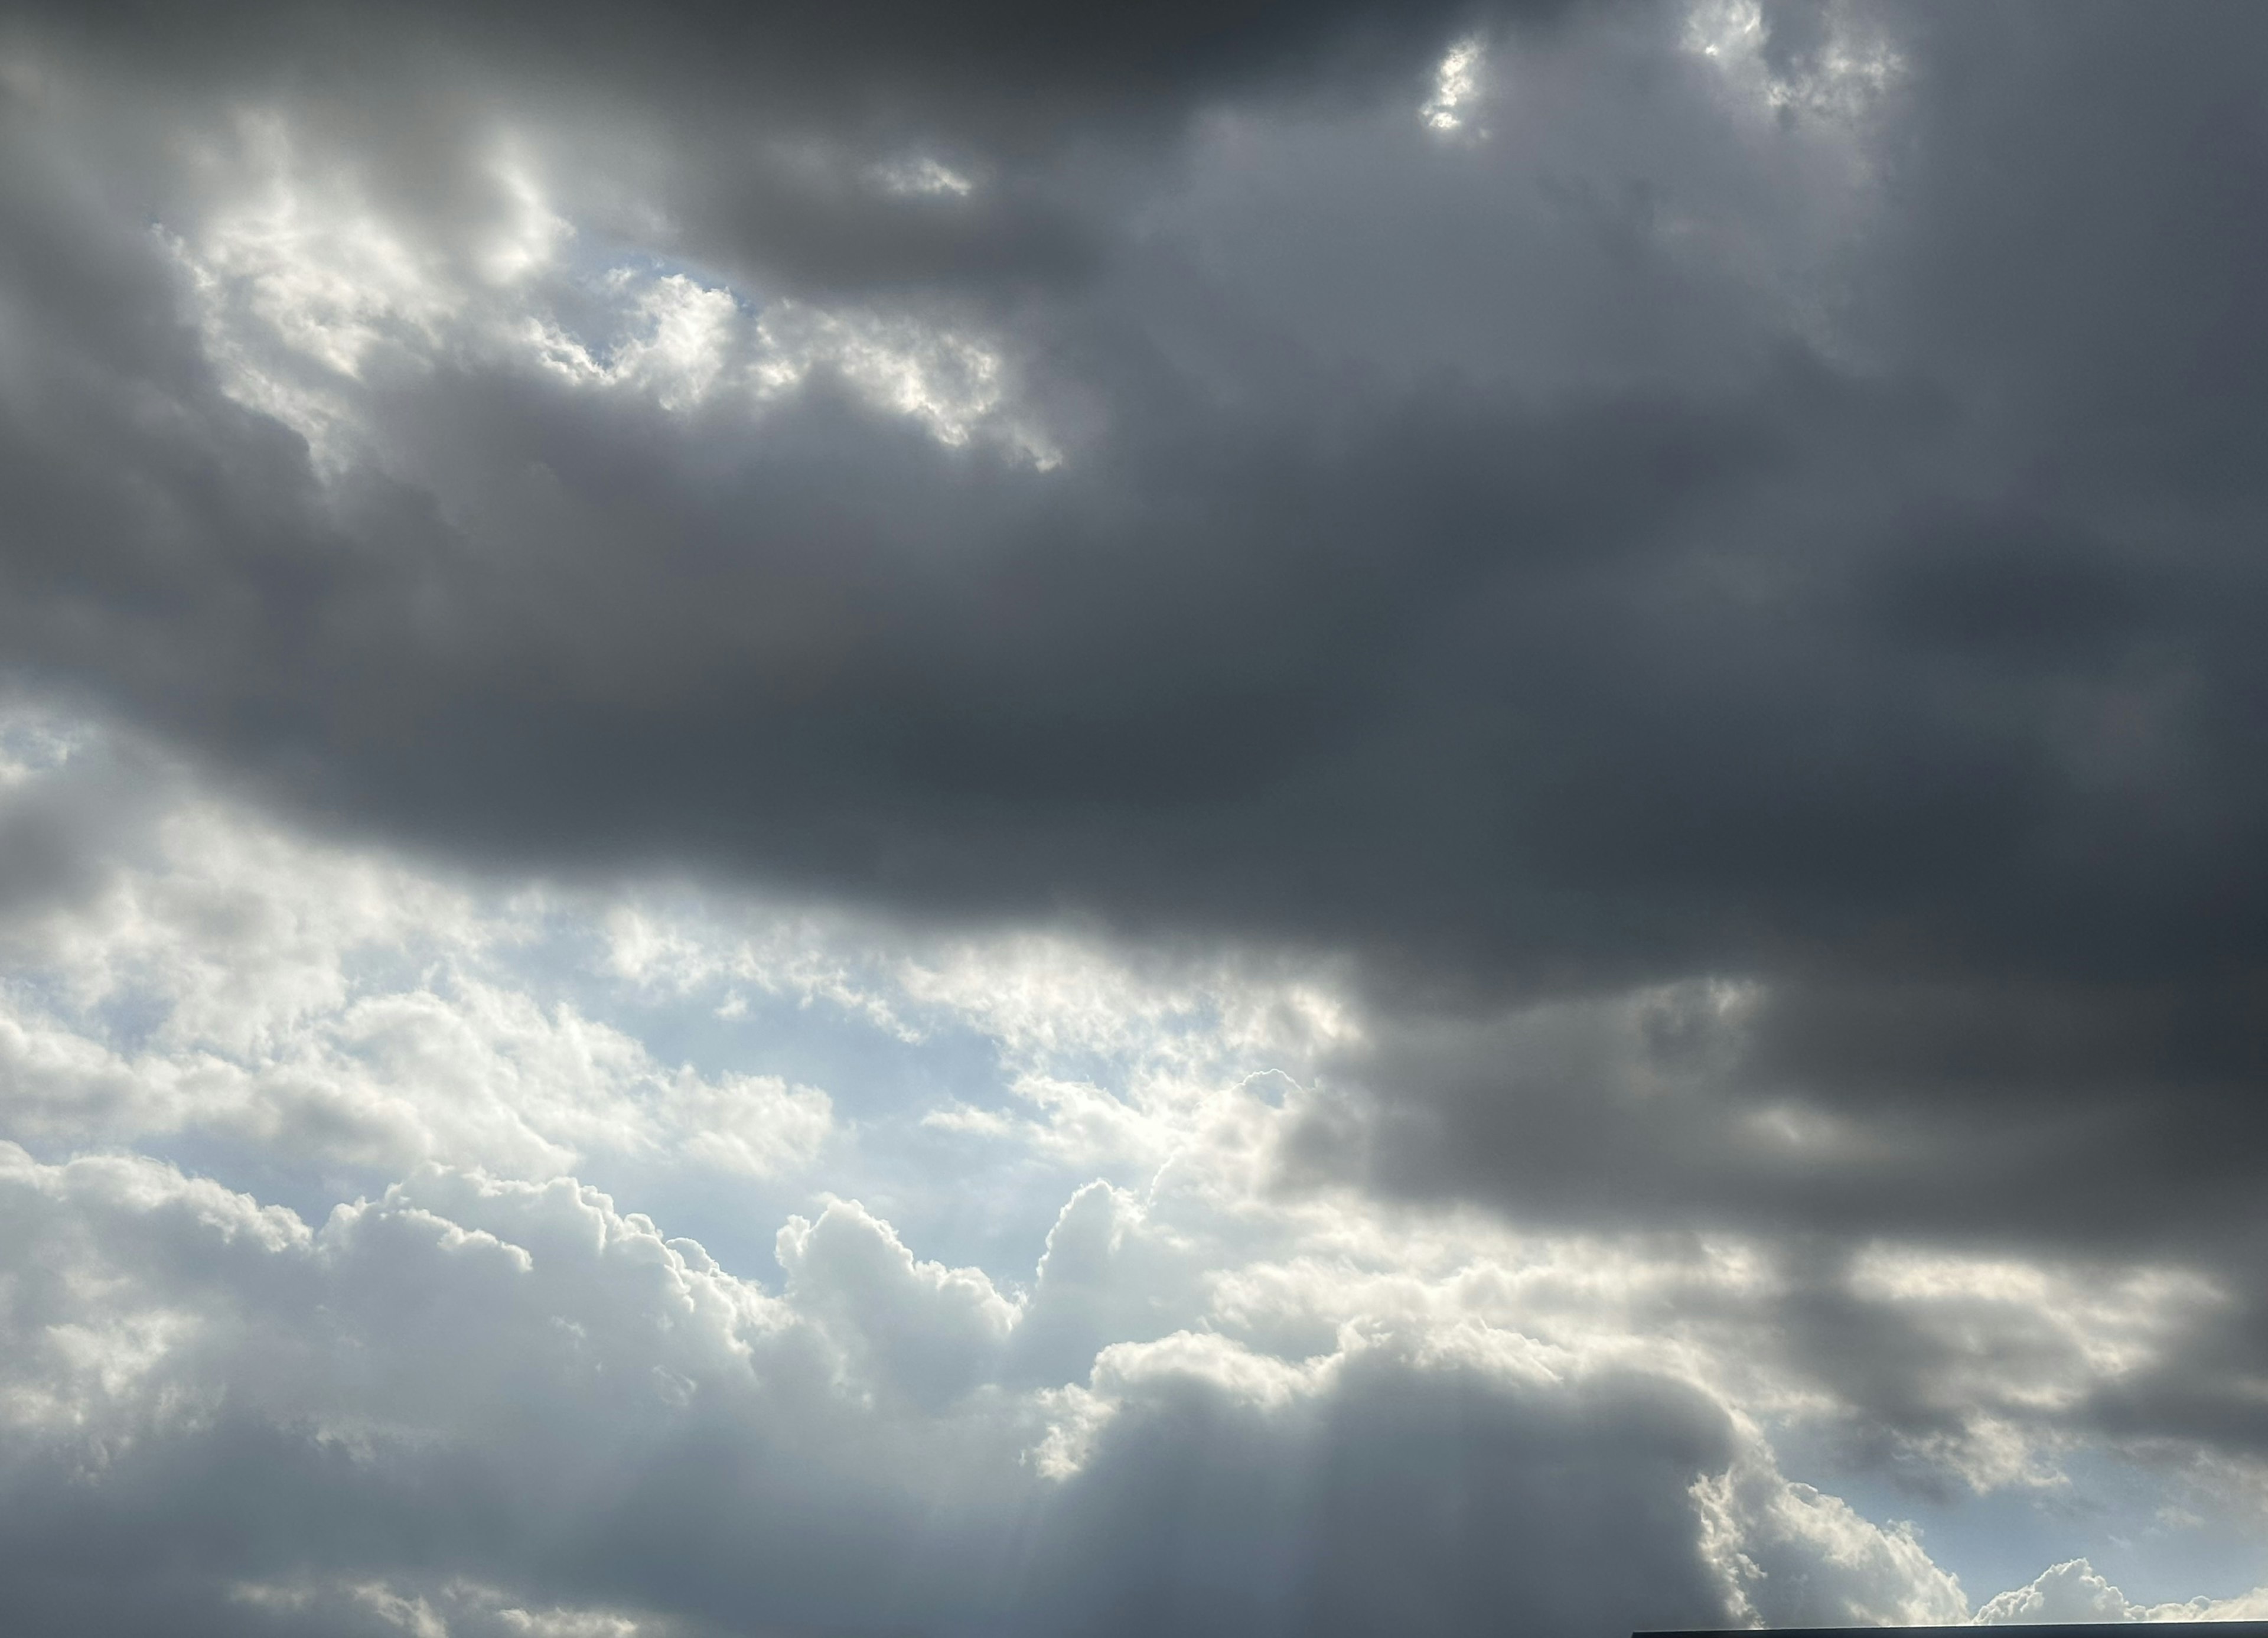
left=3, top=1, right=2267, bottom=1632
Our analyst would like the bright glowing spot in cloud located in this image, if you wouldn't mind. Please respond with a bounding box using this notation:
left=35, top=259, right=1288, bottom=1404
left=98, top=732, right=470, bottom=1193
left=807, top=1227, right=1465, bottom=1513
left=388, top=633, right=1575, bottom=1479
left=478, top=150, right=576, bottom=286
left=1684, top=0, right=1902, bottom=117
left=1685, top=0, right=1763, bottom=63
left=751, top=299, right=1029, bottom=452
left=161, top=116, right=1054, bottom=469
left=871, top=154, right=976, bottom=197
left=232, top=1577, right=657, bottom=1637
left=1422, top=38, right=1485, bottom=133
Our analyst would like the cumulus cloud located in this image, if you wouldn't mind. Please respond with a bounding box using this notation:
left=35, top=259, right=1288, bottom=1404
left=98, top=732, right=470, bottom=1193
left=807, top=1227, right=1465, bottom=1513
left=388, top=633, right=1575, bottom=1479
left=0, top=719, right=832, bottom=1186
left=5, top=0, right=2268, bottom=1629
left=1696, top=1457, right=1968, bottom=1628
left=4, top=724, right=2268, bottom=1629
left=1977, top=1558, right=2268, bottom=1625
left=1, top=1133, right=2023, bottom=1637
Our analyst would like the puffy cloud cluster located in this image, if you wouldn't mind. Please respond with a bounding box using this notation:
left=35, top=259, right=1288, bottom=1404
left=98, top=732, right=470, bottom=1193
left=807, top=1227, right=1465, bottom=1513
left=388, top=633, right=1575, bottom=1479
left=0, top=731, right=2262, bottom=1630
left=0, top=1132, right=1976, bottom=1637
left=0, top=720, right=831, bottom=1188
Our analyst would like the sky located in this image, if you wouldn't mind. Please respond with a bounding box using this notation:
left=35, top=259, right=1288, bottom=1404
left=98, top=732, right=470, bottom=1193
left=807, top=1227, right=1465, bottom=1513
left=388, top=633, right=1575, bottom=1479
left=1, top=1, right=2267, bottom=1633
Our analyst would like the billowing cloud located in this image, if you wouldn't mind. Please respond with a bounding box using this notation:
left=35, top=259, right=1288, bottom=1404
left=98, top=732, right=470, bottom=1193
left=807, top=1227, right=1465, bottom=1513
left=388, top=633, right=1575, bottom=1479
left=1, top=2, right=2261, bottom=1015
left=4, top=0, right=2268, bottom=1630
left=0, top=731, right=2259, bottom=1632
left=0, top=1131, right=2007, bottom=1636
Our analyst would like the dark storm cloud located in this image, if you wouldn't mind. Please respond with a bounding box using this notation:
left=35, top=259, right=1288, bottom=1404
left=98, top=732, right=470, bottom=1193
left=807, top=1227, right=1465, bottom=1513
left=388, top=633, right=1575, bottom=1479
left=0, top=1359, right=1737, bottom=1638
left=4, top=0, right=2268, bottom=1281
left=1298, top=968, right=2268, bottom=1244
left=12, top=0, right=1529, bottom=295
left=1017, top=1359, right=1736, bottom=1638
left=1282, top=958, right=2268, bottom=1476
left=26, top=0, right=1497, bottom=122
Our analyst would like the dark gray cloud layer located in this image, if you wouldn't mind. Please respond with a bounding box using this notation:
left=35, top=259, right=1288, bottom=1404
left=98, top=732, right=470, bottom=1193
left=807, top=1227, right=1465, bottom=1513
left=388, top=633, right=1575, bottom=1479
left=10, top=8, right=2268, bottom=1618
left=0, top=1367, right=1732, bottom=1638
left=26, top=0, right=1496, bottom=118
left=4, top=0, right=2267, bottom=1310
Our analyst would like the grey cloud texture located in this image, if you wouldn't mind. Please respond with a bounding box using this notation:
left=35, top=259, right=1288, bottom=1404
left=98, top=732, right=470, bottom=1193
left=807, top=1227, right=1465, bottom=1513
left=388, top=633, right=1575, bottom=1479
left=2, top=1, right=2262, bottom=1003
left=6, top=0, right=2268, bottom=1630
left=0, top=724, right=2262, bottom=1631
left=0, top=725, right=2204, bottom=1632
left=0, top=1141, right=1937, bottom=1637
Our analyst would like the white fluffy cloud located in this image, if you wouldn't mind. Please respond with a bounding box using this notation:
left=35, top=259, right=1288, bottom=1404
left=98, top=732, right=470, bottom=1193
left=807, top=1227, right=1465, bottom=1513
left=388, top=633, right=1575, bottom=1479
left=6, top=710, right=2268, bottom=1631
left=0, top=717, right=831, bottom=1184
left=0, top=1135, right=1979, bottom=1636
left=1978, top=1559, right=2268, bottom=1625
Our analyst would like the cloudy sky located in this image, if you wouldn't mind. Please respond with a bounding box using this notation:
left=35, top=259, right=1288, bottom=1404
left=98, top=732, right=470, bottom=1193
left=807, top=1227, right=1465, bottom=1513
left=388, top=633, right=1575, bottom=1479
left=2, top=1, right=2267, bottom=1633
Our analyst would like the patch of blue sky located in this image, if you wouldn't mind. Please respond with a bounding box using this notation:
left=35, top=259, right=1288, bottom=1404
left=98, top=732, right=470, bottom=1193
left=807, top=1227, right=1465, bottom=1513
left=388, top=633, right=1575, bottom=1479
left=359, top=891, right=1103, bottom=1281
left=1766, top=1417, right=2268, bottom=1609
left=536, top=233, right=764, bottom=364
